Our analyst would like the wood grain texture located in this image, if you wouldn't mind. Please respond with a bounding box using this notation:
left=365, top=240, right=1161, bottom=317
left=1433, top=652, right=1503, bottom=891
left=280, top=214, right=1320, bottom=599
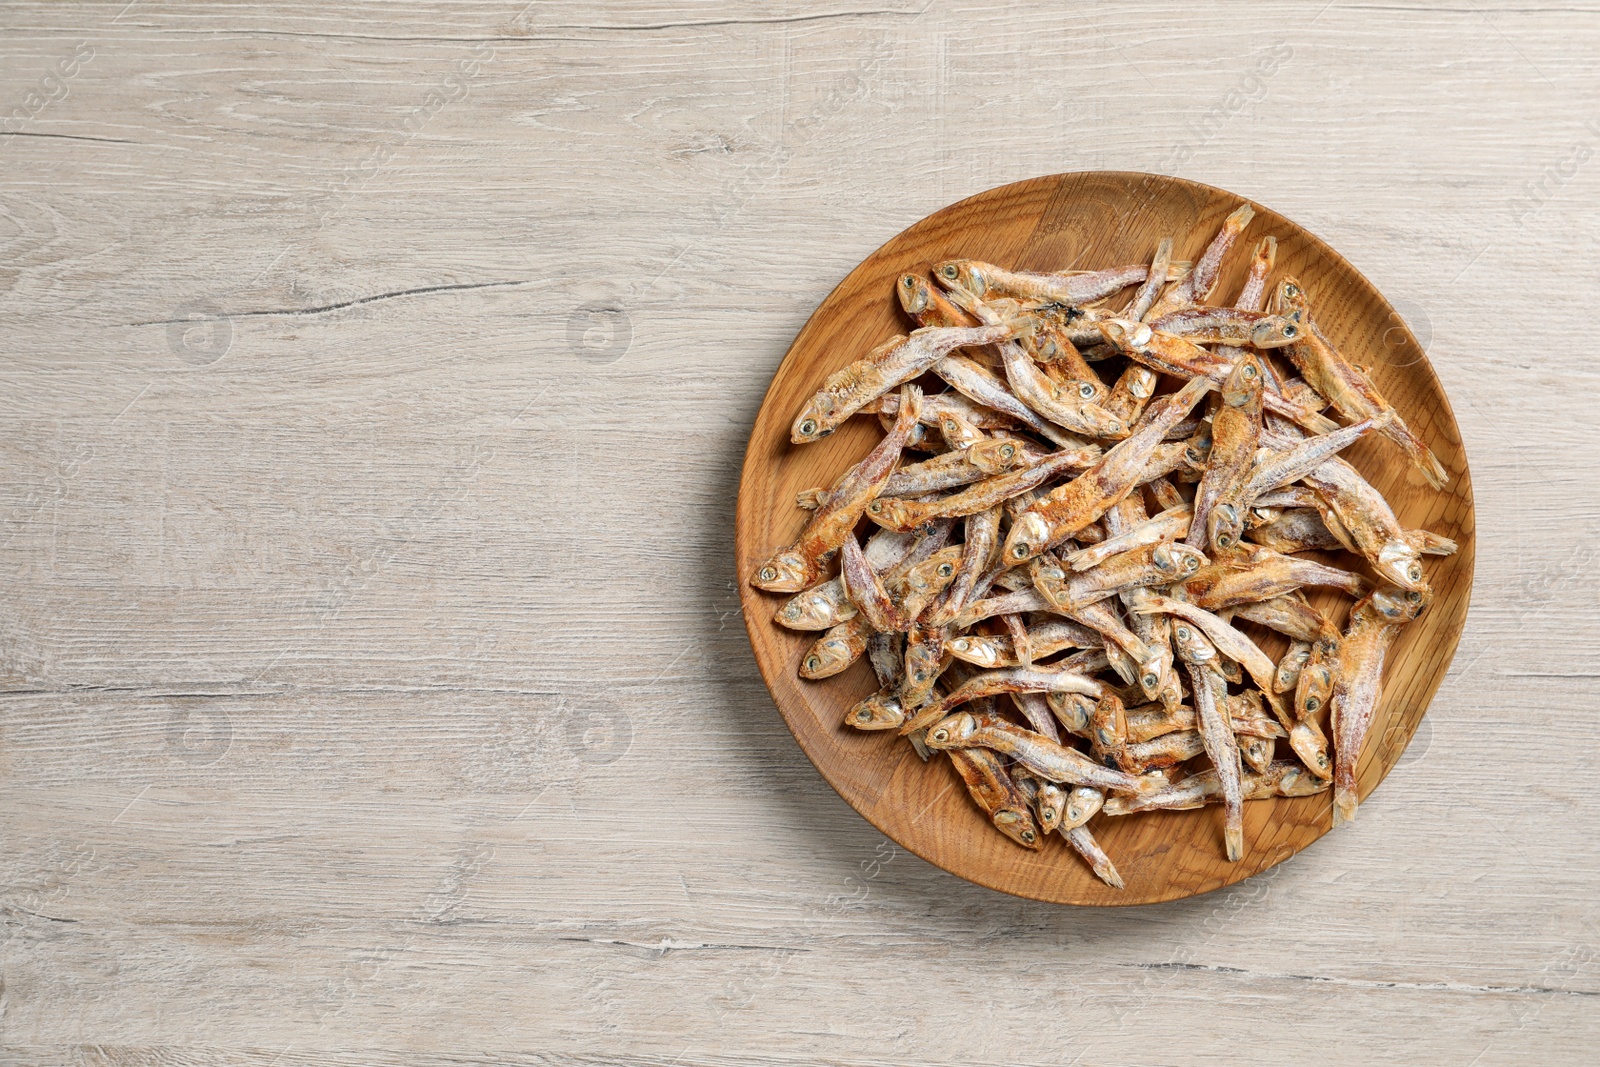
left=1, top=1, right=1597, bottom=1064
left=736, top=171, right=1475, bottom=905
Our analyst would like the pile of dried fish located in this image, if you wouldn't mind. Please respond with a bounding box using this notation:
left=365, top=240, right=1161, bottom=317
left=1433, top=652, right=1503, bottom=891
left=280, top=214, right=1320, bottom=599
left=751, top=204, right=1454, bottom=889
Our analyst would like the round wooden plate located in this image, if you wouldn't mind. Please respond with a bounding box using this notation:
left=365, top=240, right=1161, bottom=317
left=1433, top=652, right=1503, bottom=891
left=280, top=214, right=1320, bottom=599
left=734, top=172, right=1475, bottom=906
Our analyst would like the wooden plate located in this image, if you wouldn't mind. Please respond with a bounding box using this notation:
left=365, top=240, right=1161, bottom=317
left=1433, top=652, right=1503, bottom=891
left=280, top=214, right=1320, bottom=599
left=734, top=172, right=1475, bottom=906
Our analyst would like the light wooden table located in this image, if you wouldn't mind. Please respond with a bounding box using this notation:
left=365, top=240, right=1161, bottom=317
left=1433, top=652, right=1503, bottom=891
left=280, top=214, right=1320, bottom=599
left=1, top=2, right=1595, bottom=1064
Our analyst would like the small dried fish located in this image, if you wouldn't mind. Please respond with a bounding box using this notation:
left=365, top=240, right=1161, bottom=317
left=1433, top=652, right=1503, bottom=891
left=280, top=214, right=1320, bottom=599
left=948, top=746, right=1043, bottom=849
left=1187, top=352, right=1265, bottom=553
left=866, top=448, right=1095, bottom=532
left=1172, top=624, right=1245, bottom=862
left=936, top=258, right=1158, bottom=306
left=1145, top=203, right=1256, bottom=319
left=1331, top=585, right=1431, bottom=825
left=753, top=385, right=924, bottom=591
left=924, top=712, right=1162, bottom=794
left=945, top=618, right=1102, bottom=668
left=792, top=326, right=1014, bottom=443
left=1147, top=307, right=1302, bottom=348
left=1273, top=277, right=1447, bottom=489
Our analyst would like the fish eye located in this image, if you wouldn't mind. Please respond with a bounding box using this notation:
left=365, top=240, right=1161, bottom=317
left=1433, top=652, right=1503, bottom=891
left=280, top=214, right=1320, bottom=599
left=1020, top=829, right=1036, bottom=843
left=1282, top=324, right=1297, bottom=337
left=1408, top=564, right=1423, bottom=581
left=1407, top=590, right=1423, bottom=603
left=1000, top=444, right=1015, bottom=458
left=937, top=563, right=954, bottom=577
left=1175, top=627, right=1191, bottom=640
left=805, top=656, right=821, bottom=671
left=1184, top=555, right=1200, bottom=571
left=760, top=567, right=777, bottom=582
left=1216, top=533, right=1233, bottom=547
left=1304, top=696, right=1320, bottom=712
left=868, top=502, right=882, bottom=512
left=931, top=728, right=949, bottom=743
left=1285, top=283, right=1301, bottom=298
left=1012, top=543, right=1030, bottom=558
left=1142, top=673, right=1159, bottom=688
left=1241, top=363, right=1257, bottom=379
left=902, top=277, right=915, bottom=288
left=951, top=638, right=969, bottom=651
left=1078, top=383, right=1096, bottom=399
left=799, top=419, right=817, bottom=436
left=855, top=708, right=872, bottom=722
left=941, top=264, right=958, bottom=279
left=914, top=669, right=927, bottom=682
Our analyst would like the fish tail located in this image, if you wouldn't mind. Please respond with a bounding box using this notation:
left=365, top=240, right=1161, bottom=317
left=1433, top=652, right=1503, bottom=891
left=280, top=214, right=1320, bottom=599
left=1224, top=823, right=1244, bottom=863
left=1332, top=782, right=1359, bottom=827
left=1385, top=416, right=1449, bottom=490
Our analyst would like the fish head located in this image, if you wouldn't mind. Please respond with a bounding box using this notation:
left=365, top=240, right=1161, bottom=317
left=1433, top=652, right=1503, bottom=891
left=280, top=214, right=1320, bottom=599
left=1206, top=502, right=1246, bottom=552
left=1288, top=720, right=1333, bottom=778
left=1249, top=315, right=1302, bottom=348
left=1152, top=541, right=1208, bottom=578
left=1031, top=555, right=1067, bottom=586
left=752, top=551, right=814, bottom=592
left=1169, top=621, right=1217, bottom=666
left=1097, top=317, right=1152, bottom=353
left=902, top=635, right=948, bottom=693
left=897, top=273, right=932, bottom=317
left=1222, top=353, right=1265, bottom=407
left=1048, top=691, right=1094, bottom=734
left=967, top=436, right=1023, bottom=473
left=1064, top=787, right=1104, bottom=827
left=799, top=634, right=858, bottom=679
left=947, top=635, right=1005, bottom=668
left=1375, top=541, right=1428, bottom=591
left=1134, top=655, right=1168, bottom=700
left=1371, top=584, right=1432, bottom=623
left=938, top=412, right=984, bottom=450
left=1277, top=765, right=1331, bottom=797
left=1053, top=383, right=1129, bottom=437
left=845, top=692, right=905, bottom=731
left=925, top=712, right=978, bottom=749
left=1003, top=511, right=1052, bottom=563
left=1275, top=644, right=1312, bottom=690
left=776, top=586, right=847, bottom=630
left=904, top=549, right=961, bottom=598
left=934, top=259, right=986, bottom=299
left=864, top=496, right=918, bottom=533
left=1032, top=330, right=1071, bottom=365
left=1035, top=782, right=1066, bottom=831
left=1295, top=662, right=1334, bottom=716
left=991, top=808, right=1043, bottom=850
left=1272, top=276, right=1309, bottom=316
left=790, top=394, right=837, bottom=443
